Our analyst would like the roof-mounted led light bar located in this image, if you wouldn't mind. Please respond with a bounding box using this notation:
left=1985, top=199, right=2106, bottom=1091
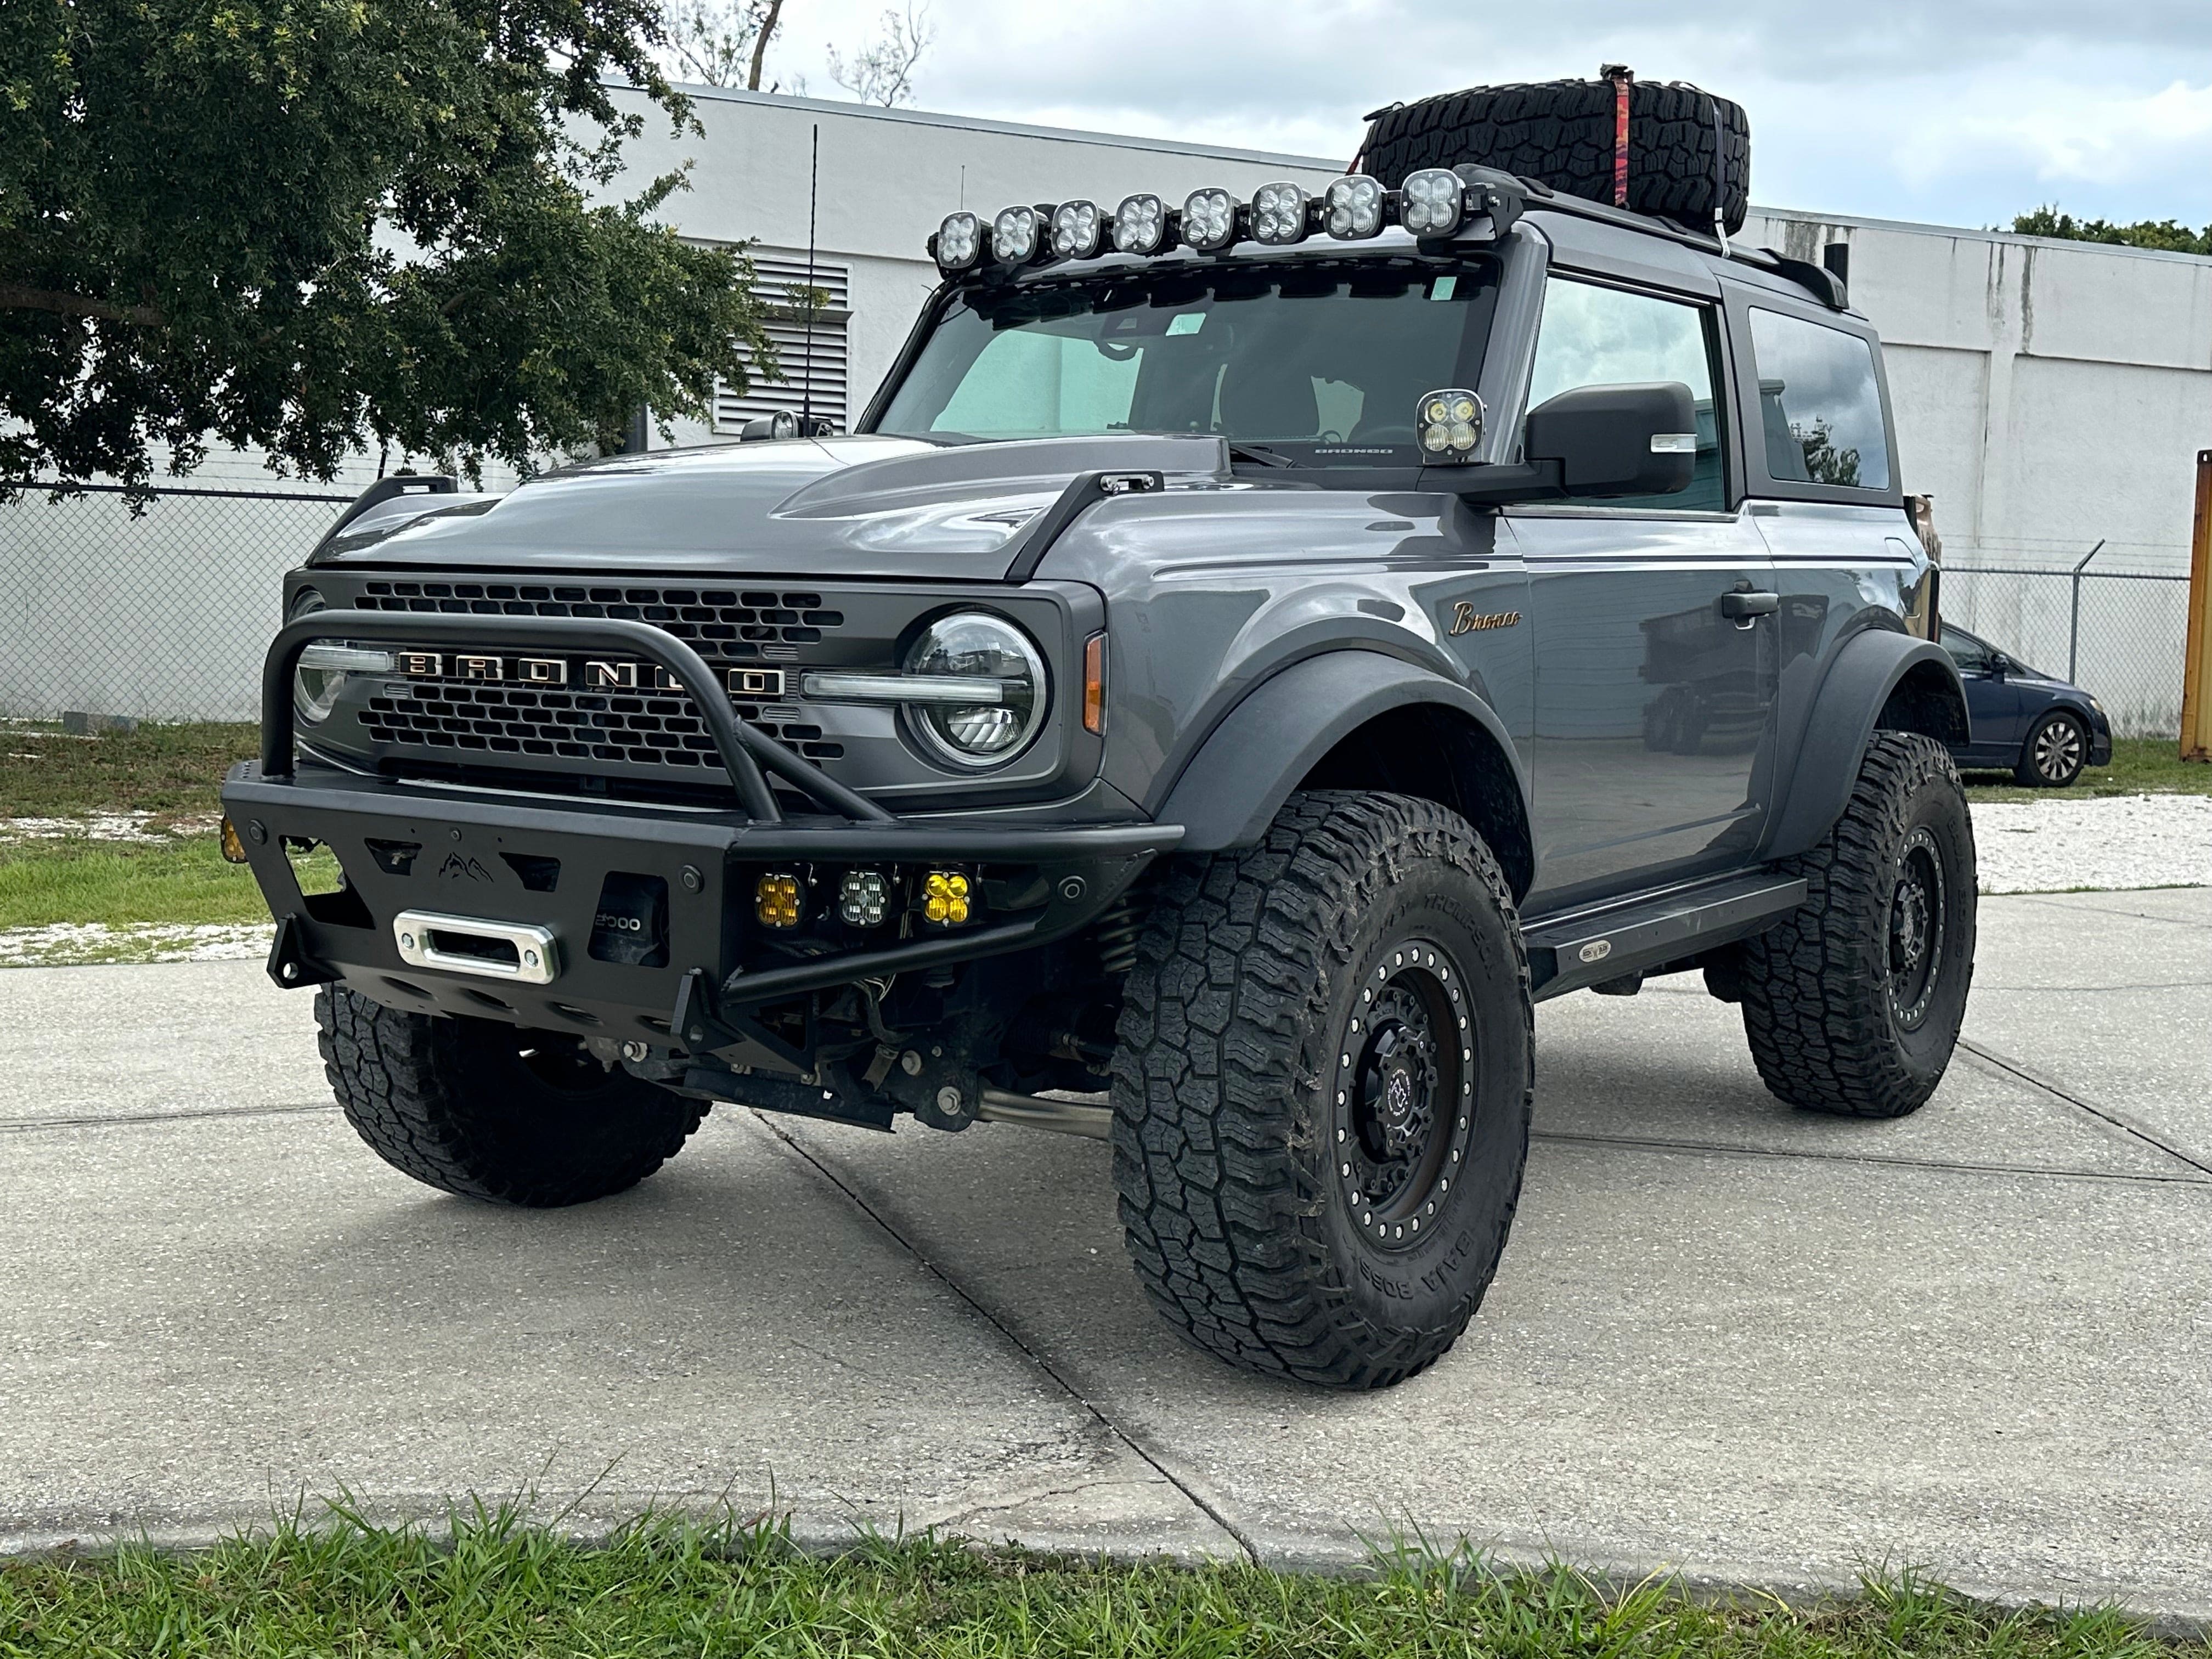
left=929, top=168, right=1516, bottom=276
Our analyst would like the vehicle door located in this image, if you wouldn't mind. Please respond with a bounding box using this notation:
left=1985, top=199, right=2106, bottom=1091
left=1726, top=296, right=1920, bottom=795
left=1940, top=625, right=2022, bottom=761
left=1511, top=274, right=1778, bottom=911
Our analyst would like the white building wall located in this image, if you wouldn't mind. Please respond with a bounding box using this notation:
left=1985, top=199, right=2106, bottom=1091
left=7, top=91, right=2207, bottom=725
left=1746, top=208, right=2212, bottom=572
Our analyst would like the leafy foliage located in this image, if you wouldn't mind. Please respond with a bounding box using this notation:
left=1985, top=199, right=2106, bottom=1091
left=828, top=1, right=933, bottom=106
left=0, top=0, right=775, bottom=496
left=1793, top=417, right=1863, bottom=488
left=2011, top=207, right=2212, bottom=257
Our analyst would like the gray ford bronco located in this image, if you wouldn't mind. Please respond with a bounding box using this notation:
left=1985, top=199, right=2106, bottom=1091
left=223, top=84, right=1974, bottom=1389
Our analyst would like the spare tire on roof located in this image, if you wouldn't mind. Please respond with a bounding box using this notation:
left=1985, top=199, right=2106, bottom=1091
left=1358, top=75, right=1750, bottom=237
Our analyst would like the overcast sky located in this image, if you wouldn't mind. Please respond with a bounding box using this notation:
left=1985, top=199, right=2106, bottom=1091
left=744, top=1, right=2212, bottom=232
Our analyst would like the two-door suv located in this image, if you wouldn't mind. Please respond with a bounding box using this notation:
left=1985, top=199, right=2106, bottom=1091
left=224, top=77, right=1976, bottom=1388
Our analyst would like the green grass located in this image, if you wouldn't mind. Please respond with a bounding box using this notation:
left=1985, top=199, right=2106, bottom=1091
left=0, top=1508, right=2191, bottom=1659
left=0, top=838, right=273, bottom=930
left=0, top=719, right=257, bottom=827
left=1961, top=738, right=2212, bottom=803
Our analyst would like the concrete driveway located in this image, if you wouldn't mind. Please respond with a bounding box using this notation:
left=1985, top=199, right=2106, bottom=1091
left=3, top=889, right=2207, bottom=1618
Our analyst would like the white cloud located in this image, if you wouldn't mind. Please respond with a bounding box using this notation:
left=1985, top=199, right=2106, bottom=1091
left=748, top=0, right=2212, bottom=230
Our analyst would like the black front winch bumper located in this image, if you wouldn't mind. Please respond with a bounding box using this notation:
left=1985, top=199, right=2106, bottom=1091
left=223, top=764, right=1176, bottom=1036
left=224, top=608, right=1180, bottom=1050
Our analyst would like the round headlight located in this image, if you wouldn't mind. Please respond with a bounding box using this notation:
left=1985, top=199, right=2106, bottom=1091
left=992, top=205, right=1042, bottom=264
left=1181, top=187, right=1238, bottom=252
left=902, top=612, right=1047, bottom=767
left=1250, top=182, right=1308, bottom=245
left=1401, top=168, right=1466, bottom=236
left=289, top=589, right=341, bottom=724
left=1114, top=193, right=1169, bottom=255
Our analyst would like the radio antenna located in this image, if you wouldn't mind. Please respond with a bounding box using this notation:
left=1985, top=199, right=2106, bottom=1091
left=801, top=123, right=819, bottom=432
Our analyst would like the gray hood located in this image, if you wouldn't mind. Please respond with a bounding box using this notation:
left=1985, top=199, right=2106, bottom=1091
left=312, top=433, right=1232, bottom=582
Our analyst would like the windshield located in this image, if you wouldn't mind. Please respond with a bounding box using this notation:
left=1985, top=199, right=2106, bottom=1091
left=873, top=259, right=1501, bottom=467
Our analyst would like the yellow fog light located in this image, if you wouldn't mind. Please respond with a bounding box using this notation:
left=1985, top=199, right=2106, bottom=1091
left=755, top=872, right=803, bottom=929
left=922, top=871, right=971, bottom=925
left=218, top=816, right=249, bottom=865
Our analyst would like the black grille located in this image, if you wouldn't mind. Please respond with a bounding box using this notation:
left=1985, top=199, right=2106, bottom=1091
left=353, top=582, right=844, bottom=662
left=358, top=678, right=844, bottom=768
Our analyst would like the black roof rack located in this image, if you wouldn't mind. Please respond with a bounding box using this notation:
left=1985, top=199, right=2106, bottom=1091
left=1493, top=173, right=1849, bottom=310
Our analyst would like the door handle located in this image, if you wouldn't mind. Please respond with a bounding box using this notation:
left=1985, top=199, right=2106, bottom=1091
left=1720, top=590, right=1780, bottom=624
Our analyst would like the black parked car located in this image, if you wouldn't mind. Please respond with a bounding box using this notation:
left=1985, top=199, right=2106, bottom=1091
left=1939, top=624, right=2112, bottom=787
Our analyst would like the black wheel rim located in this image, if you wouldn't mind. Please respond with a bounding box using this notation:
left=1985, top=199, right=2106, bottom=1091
left=1887, top=827, right=1948, bottom=1030
left=2034, top=718, right=2083, bottom=783
left=1332, top=938, right=1475, bottom=1250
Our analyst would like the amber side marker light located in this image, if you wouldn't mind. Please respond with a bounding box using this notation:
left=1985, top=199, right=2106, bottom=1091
left=1082, top=634, right=1108, bottom=734
left=218, top=816, right=249, bottom=865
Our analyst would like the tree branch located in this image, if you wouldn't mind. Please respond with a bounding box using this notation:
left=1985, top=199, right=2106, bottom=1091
left=0, top=285, right=168, bottom=327
left=747, top=0, right=783, bottom=91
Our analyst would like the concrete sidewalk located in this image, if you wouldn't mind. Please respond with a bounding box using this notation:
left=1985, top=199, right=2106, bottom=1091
left=2, top=891, right=2207, bottom=1618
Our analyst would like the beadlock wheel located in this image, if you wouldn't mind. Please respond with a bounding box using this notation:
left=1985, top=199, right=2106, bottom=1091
left=1110, top=791, right=1534, bottom=1389
left=1334, top=938, right=1476, bottom=1248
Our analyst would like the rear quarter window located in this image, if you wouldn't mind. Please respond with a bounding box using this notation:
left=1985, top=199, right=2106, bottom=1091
left=1747, top=308, right=1891, bottom=491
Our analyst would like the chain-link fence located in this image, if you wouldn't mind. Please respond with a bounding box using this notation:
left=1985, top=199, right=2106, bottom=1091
left=1939, top=556, right=2192, bottom=738
left=0, top=483, right=351, bottom=723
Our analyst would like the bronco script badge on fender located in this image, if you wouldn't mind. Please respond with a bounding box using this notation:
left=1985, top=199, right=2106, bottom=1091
left=1447, top=602, right=1523, bottom=636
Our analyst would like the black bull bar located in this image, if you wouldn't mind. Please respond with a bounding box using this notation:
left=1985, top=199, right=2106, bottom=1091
left=227, top=610, right=1180, bottom=1034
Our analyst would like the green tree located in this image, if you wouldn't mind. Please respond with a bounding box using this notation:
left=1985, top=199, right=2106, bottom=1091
left=0, top=0, right=775, bottom=498
left=2011, top=206, right=2212, bottom=257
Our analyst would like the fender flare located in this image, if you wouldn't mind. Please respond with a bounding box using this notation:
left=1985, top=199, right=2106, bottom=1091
left=1154, top=651, right=1525, bottom=851
left=1762, top=629, right=1968, bottom=862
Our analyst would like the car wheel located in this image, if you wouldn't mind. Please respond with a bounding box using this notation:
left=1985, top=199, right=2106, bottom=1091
left=1109, top=791, right=1533, bottom=1389
left=1734, top=732, right=1978, bottom=1118
left=2016, top=710, right=2088, bottom=788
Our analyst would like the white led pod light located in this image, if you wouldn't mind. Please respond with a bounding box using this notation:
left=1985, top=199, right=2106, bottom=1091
left=1401, top=168, right=1468, bottom=237
left=1049, top=199, right=1105, bottom=259
left=1114, top=193, right=1169, bottom=255
left=1250, top=181, right=1308, bottom=245
left=1181, top=187, right=1238, bottom=252
left=1323, top=174, right=1385, bottom=239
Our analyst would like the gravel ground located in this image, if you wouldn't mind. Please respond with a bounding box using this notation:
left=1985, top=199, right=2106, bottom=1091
left=1971, top=793, right=2212, bottom=894
left=0, top=922, right=273, bottom=967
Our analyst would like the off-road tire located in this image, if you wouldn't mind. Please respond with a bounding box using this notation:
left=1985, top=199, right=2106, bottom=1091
left=317, top=986, right=708, bottom=1205
left=1736, top=732, right=1977, bottom=1117
left=2015, top=709, right=2088, bottom=788
left=1360, top=78, right=1750, bottom=235
left=1110, top=792, right=1533, bottom=1389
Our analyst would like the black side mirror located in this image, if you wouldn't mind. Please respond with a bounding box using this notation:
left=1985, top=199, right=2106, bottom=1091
left=1523, top=381, right=1697, bottom=498
left=1988, top=653, right=2012, bottom=677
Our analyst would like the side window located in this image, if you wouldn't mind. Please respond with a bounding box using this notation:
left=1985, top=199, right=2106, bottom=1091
left=1941, top=627, right=1993, bottom=675
left=1747, top=308, right=1891, bottom=490
left=1525, top=276, right=1724, bottom=510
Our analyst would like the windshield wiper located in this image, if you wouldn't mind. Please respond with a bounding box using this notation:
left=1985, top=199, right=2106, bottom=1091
left=1227, top=442, right=1296, bottom=469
